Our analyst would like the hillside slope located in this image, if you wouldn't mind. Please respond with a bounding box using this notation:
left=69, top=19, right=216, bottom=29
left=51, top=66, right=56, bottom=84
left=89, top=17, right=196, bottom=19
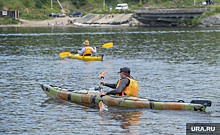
left=1, top=0, right=219, bottom=17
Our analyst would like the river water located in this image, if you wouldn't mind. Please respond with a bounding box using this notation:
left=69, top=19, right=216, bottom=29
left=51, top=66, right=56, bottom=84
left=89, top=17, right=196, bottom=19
left=1, top=26, right=220, bottom=134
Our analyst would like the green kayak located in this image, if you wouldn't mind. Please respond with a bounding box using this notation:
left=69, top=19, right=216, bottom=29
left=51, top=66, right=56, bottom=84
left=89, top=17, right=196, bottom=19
left=40, top=83, right=211, bottom=111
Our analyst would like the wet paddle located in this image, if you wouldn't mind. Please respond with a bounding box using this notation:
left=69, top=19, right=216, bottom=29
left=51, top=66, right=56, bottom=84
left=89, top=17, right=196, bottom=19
left=96, top=42, right=113, bottom=48
left=59, top=52, right=71, bottom=57
left=99, top=70, right=106, bottom=111
left=59, top=42, right=113, bottom=58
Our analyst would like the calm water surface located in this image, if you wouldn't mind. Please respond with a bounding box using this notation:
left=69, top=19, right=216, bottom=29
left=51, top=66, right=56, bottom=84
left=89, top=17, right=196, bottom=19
left=1, top=26, right=220, bottom=134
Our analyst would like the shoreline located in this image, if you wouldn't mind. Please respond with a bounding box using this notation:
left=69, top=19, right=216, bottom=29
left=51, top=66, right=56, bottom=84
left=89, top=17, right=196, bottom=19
left=1, top=13, right=220, bottom=28
left=1, top=23, right=220, bottom=28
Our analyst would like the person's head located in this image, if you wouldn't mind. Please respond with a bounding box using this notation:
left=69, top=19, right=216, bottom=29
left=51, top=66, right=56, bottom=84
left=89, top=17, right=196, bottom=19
left=118, top=67, right=130, bottom=79
left=83, top=40, right=89, bottom=46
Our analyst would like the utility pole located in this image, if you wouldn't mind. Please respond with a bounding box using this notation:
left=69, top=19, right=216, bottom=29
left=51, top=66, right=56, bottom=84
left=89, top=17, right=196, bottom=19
left=194, top=0, right=196, bottom=7
left=57, top=0, right=64, bottom=11
left=51, top=0, right=53, bottom=9
left=103, top=0, right=105, bottom=10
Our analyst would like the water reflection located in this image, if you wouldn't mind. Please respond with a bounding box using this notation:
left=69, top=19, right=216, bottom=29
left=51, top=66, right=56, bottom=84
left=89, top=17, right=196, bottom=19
left=41, top=98, right=142, bottom=134
left=113, top=110, right=141, bottom=133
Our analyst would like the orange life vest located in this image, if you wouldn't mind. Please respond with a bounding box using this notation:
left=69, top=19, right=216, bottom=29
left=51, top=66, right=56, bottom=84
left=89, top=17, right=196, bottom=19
left=82, top=47, right=92, bottom=56
left=116, top=77, right=139, bottom=97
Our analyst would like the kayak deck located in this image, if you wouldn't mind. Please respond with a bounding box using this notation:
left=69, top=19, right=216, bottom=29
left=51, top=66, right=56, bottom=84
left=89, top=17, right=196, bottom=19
left=69, top=54, right=103, bottom=61
left=40, top=84, right=211, bottom=111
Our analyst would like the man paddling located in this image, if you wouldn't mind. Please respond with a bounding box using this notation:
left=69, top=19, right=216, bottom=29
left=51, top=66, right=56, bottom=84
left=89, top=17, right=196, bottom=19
left=100, top=67, right=139, bottom=97
left=78, top=40, right=97, bottom=56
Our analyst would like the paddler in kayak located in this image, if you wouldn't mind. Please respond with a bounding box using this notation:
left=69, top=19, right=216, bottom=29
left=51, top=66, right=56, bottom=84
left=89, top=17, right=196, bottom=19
left=78, top=40, right=97, bottom=56
left=100, top=67, right=139, bottom=97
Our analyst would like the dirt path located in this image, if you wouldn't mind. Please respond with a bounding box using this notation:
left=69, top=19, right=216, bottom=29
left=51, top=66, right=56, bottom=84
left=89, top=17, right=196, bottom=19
left=1, top=14, right=138, bottom=27
left=17, top=16, right=80, bottom=27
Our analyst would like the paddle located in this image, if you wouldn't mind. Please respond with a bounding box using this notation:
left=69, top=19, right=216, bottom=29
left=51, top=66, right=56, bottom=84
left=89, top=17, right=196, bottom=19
left=59, top=42, right=113, bottom=58
left=99, top=70, right=106, bottom=111
left=96, top=42, right=113, bottom=48
left=59, top=52, right=71, bottom=58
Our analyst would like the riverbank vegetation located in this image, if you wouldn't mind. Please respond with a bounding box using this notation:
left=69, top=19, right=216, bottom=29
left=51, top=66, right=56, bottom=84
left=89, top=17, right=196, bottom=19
left=190, top=5, right=220, bottom=26
left=0, top=0, right=220, bottom=25
left=0, top=16, right=21, bottom=25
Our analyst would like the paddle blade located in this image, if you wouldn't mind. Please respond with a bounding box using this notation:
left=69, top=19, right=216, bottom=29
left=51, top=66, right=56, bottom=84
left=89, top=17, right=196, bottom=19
left=97, top=42, right=113, bottom=48
left=102, top=42, right=113, bottom=48
left=99, top=70, right=106, bottom=78
left=99, top=101, right=103, bottom=111
left=59, top=52, right=71, bottom=57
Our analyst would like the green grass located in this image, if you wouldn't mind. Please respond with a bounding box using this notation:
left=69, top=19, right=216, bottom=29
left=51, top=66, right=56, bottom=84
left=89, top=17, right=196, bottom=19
left=1, top=0, right=220, bottom=25
left=0, top=16, right=21, bottom=25
left=201, top=6, right=220, bottom=19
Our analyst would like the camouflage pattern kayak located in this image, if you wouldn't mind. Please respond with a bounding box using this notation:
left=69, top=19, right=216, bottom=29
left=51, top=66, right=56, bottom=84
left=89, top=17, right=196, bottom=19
left=40, top=83, right=211, bottom=111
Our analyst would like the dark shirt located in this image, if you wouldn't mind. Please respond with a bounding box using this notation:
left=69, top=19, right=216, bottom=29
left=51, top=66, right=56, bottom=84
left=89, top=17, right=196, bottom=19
left=105, top=78, right=130, bottom=95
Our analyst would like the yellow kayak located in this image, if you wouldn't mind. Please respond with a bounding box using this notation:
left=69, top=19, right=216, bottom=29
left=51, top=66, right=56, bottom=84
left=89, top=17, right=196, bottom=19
left=68, top=54, right=103, bottom=61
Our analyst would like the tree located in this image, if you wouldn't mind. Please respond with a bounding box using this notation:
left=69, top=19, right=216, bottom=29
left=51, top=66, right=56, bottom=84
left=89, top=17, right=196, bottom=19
left=0, top=0, right=3, bottom=9
left=138, top=0, right=142, bottom=7
left=192, top=16, right=201, bottom=26
left=8, top=4, right=12, bottom=10
left=72, top=0, right=87, bottom=6
left=24, top=0, right=30, bottom=7
left=35, top=0, right=42, bottom=8
left=76, top=0, right=80, bottom=9
left=41, top=0, right=47, bottom=4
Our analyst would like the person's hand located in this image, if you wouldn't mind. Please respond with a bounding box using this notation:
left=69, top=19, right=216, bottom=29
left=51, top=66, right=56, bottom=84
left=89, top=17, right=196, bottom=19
left=100, top=81, right=105, bottom=86
left=94, top=47, right=96, bottom=50
left=100, top=92, right=106, bottom=97
left=77, top=50, right=80, bottom=53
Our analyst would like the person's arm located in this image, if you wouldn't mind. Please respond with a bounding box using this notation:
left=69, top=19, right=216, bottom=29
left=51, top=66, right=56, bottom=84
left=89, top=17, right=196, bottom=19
left=105, top=83, right=117, bottom=89
left=78, top=48, right=86, bottom=56
left=106, top=79, right=129, bottom=95
left=91, top=47, right=97, bottom=53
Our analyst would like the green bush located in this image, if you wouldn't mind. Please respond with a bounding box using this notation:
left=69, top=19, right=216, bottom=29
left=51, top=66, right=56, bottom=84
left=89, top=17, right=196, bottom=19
left=35, top=14, right=41, bottom=19
left=42, top=15, right=49, bottom=19
left=35, top=0, right=42, bottom=9
left=138, top=0, right=142, bottom=7
left=91, top=8, right=100, bottom=13
left=201, top=12, right=207, bottom=19
left=206, top=5, right=212, bottom=8
left=21, top=13, right=49, bottom=20
left=11, top=18, right=20, bottom=24
left=192, top=16, right=201, bottom=26
left=81, top=12, right=87, bottom=17
left=76, top=1, right=80, bottom=9
left=0, top=16, right=21, bottom=25
left=206, top=11, right=215, bottom=16
left=23, top=0, right=30, bottom=7
left=0, top=0, right=3, bottom=9
left=214, top=6, right=220, bottom=13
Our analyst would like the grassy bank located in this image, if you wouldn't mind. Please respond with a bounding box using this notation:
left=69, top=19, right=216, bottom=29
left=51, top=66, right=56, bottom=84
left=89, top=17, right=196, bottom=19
left=0, top=16, right=21, bottom=25
left=1, top=0, right=220, bottom=25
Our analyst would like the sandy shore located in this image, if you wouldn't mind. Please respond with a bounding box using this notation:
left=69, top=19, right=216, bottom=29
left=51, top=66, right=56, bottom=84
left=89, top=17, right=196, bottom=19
left=0, top=16, right=80, bottom=27
left=0, top=14, right=132, bottom=27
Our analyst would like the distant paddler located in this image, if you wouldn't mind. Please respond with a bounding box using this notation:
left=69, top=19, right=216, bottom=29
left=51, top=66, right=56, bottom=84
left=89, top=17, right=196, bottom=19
left=78, top=40, right=97, bottom=56
left=100, top=67, right=139, bottom=97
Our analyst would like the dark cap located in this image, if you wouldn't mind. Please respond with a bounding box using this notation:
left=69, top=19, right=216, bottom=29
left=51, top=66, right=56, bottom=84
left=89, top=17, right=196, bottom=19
left=118, top=67, right=130, bottom=75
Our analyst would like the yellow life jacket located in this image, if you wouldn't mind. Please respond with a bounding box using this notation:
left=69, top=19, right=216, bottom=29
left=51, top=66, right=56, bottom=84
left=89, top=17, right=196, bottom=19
left=116, top=77, right=139, bottom=97
left=82, top=47, right=92, bottom=56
